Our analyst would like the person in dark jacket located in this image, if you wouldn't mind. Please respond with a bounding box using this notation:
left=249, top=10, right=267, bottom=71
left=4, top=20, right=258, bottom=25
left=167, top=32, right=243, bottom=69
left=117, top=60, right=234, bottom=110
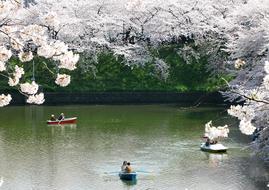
left=205, top=138, right=210, bottom=146
left=58, top=113, right=65, bottom=120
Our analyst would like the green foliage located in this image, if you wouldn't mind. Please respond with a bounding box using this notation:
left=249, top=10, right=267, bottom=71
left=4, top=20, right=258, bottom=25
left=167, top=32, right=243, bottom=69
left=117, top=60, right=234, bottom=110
left=0, top=47, right=231, bottom=93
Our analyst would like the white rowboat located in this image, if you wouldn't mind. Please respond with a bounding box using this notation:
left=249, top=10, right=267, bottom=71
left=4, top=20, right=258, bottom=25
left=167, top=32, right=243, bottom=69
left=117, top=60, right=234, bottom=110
left=200, top=143, right=228, bottom=153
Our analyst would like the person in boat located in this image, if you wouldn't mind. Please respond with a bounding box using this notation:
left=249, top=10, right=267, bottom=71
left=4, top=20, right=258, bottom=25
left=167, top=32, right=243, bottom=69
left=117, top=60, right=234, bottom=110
left=50, top=114, right=56, bottom=121
left=125, top=162, right=133, bottom=173
left=205, top=137, right=210, bottom=146
left=121, top=161, right=127, bottom=172
left=58, top=113, right=65, bottom=121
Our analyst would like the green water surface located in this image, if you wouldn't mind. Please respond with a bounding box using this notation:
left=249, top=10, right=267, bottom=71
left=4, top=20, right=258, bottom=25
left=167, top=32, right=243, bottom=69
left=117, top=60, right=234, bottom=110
left=0, top=105, right=268, bottom=190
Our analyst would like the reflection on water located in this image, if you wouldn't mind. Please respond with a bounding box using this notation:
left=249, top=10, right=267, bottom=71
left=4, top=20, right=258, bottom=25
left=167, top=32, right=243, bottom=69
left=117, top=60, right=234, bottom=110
left=0, top=105, right=268, bottom=190
left=48, top=124, right=77, bottom=129
left=204, top=153, right=228, bottom=167
left=121, top=179, right=137, bottom=186
left=50, top=124, right=77, bottom=136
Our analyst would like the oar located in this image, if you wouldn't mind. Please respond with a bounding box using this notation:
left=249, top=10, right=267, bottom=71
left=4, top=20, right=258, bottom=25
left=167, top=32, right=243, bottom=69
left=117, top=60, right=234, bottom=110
left=104, top=170, right=155, bottom=175
left=135, top=170, right=153, bottom=174
left=57, top=118, right=64, bottom=126
left=104, top=171, right=120, bottom=175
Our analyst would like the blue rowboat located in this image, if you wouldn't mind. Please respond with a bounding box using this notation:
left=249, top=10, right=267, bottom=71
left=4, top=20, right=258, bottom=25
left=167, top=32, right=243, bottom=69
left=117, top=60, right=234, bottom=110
left=119, top=172, right=137, bottom=181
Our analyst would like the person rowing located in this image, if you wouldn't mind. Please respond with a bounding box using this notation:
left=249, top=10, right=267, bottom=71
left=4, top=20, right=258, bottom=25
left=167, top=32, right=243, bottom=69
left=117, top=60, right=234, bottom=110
left=58, top=113, right=65, bottom=121
left=119, top=161, right=136, bottom=181
left=121, top=161, right=133, bottom=173
left=125, top=162, right=133, bottom=173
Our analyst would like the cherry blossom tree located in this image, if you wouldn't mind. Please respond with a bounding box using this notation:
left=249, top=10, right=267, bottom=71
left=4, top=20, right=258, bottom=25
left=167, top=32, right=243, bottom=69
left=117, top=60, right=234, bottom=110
left=34, top=0, right=242, bottom=67
left=0, top=0, right=79, bottom=106
left=222, top=0, right=269, bottom=162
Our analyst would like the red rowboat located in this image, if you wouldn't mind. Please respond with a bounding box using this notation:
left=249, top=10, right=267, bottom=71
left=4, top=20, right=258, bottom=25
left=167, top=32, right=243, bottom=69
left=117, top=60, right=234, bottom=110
left=47, top=117, right=77, bottom=125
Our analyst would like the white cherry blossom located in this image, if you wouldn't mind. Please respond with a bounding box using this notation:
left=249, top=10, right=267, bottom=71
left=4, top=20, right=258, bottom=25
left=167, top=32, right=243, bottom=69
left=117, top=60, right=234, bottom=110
left=37, top=44, right=56, bottom=58
left=14, top=65, right=24, bottom=79
left=58, top=51, right=79, bottom=71
left=239, top=119, right=256, bottom=135
left=55, top=74, right=71, bottom=87
left=43, top=12, right=60, bottom=28
left=20, top=81, right=39, bottom=95
left=0, top=94, right=12, bottom=107
left=18, top=51, right=34, bottom=63
left=0, top=46, right=12, bottom=62
left=0, top=0, right=79, bottom=107
left=8, top=77, right=19, bottom=87
left=8, top=66, right=25, bottom=87
left=32, top=35, right=48, bottom=47
left=52, top=41, right=68, bottom=55
left=227, top=105, right=255, bottom=121
left=10, top=39, right=23, bottom=51
left=0, top=61, right=6, bottom=72
left=26, top=93, right=45, bottom=105
left=20, top=25, right=46, bottom=42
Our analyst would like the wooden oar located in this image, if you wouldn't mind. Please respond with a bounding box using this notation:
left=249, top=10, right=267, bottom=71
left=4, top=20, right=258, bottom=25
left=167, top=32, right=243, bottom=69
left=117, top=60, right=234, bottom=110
left=104, top=171, right=120, bottom=175
left=135, top=170, right=154, bottom=174
left=57, top=118, right=64, bottom=126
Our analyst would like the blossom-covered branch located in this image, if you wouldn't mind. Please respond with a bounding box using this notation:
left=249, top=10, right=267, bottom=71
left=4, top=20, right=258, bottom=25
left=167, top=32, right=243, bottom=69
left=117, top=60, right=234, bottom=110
left=0, top=0, right=79, bottom=106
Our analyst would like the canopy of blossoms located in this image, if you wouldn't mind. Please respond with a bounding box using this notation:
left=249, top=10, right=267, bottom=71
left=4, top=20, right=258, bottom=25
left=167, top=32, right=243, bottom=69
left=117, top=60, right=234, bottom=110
left=0, top=0, right=79, bottom=106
